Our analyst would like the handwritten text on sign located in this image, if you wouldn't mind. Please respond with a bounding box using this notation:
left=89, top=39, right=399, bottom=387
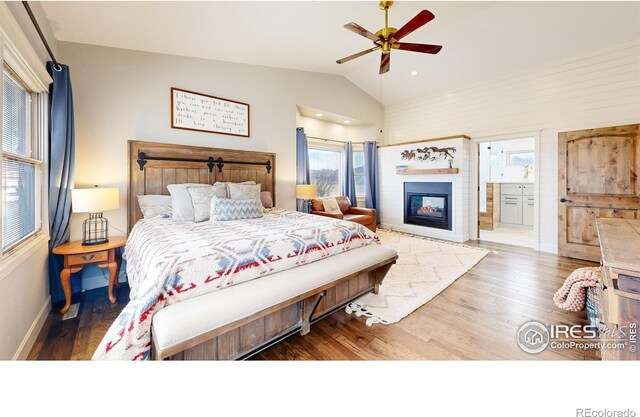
left=171, top=88, right=250, bottom=137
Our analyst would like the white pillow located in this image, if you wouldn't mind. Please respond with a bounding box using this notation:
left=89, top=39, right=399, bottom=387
left=322, top=198, right=341, bottom=214
left=166, top=183, right=212, bottom=221
left=137, top=195, right=172, bottom=218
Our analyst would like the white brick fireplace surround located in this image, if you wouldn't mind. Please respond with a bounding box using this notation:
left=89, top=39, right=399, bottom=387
left=378, top=136, right=470, bottom=242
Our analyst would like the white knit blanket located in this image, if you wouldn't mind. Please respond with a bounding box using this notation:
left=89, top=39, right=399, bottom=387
left=92, top=209, right=378, bottom=360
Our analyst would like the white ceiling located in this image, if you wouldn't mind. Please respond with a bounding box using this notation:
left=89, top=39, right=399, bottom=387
left=41, top=1, right=640, bottom=104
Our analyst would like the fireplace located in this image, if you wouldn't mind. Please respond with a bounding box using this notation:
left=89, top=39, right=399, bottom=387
left=404, top=182, right=452, bottom=230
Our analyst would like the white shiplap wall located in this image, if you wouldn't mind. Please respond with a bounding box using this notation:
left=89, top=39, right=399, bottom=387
left=384, top=42, right=640, bottom=253
left=379, top=137, right=470, bottom=242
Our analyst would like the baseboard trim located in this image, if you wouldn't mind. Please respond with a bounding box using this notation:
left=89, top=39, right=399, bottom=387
left=12, top=296, right=51, bottom=360
left=380, top=223, right=466, bottom=243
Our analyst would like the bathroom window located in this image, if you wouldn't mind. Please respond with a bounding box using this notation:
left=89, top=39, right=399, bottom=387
left=507, top=151, right=535, bottom=166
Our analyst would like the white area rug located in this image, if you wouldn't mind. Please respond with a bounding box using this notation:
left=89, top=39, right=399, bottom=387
left=346, top=229, right=490, bottom=325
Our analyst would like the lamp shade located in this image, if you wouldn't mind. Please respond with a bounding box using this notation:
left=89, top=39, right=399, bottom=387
left=72, top=187, right=120, bottom=213
left=296, top=184, right=317, bottom=200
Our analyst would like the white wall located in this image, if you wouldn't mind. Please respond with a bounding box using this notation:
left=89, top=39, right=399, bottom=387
left=378, top=137, right=470, bottom=242
left=58, top=41, right=383, bottom=289
left=385, top=42, right=640, bottom=253
left=347, top=125, right=378, bottom=142
left=299, top=116, right=349, bottom=142
left=0, top=2, right=55, bottom=359
left=298, top=115, right=377, bottom=144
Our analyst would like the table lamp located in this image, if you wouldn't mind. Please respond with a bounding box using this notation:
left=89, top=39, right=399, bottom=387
left=71, top=186, right=120, bottom=245
left=296, top=184, right=317, bottom=213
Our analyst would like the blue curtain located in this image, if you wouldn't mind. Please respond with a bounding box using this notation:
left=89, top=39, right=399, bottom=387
left=296, top=127, right=310, bottom=212
left=47, top=62, right=75, bottom=304
left=342, top=141, right=357, bottom=205
left=363, top=141, right=380, bottom=225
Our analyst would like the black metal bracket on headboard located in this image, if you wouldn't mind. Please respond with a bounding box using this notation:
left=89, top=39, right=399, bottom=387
left=137, top=151, right=272, bottom=174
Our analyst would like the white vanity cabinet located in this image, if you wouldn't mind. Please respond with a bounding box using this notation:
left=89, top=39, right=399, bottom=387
left=500, top=183, right=534, bottom=225
left=523, top=196, right=535, bottom=226
left=501, top=195, right=522, bottom=224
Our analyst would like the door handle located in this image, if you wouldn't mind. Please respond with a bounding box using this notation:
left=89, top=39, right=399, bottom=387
left=559, top=198, right=571, bottom=203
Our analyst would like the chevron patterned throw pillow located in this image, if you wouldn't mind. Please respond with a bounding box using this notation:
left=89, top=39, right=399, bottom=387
left=210, top=196, right=264, bottom=221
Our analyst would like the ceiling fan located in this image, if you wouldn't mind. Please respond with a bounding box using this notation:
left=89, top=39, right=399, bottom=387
left=336, top=1, right=442, bottom=74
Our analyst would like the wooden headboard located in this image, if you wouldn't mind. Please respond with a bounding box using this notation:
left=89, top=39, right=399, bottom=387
left=128, top=140, right=276, bottom=231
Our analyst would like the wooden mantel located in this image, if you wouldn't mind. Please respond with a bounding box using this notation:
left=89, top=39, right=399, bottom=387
left=378, top=134, right=470, bottom=148
left=396, top=168, right=459, bottom=175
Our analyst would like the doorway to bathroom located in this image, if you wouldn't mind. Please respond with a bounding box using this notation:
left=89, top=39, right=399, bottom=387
left=478, top=137, right=536, bottom=248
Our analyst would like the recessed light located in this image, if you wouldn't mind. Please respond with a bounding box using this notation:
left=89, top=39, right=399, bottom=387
left=344, top=120, right=351, bottom=124
left=316, top=113, right=323, bottom=117
left=411, top=70, right=419, bottom=76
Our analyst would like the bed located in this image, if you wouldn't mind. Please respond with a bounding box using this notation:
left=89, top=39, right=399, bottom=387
left=93, top=141, right=397, bottom=360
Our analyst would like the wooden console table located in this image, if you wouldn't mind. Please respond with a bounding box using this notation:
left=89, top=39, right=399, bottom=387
left=596, top=218, right=640, bottom=360
left=52, top=237, right=127, bottom=315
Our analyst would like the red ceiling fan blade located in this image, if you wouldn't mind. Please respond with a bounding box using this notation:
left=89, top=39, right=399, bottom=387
left=394, top=43, right=442, bottom=54
left=336, top=46, right=381, bottom=64
left=344, top=22, right=381, bottom=43
left=391, top=10, right=435, bottom=42
left=379, top=53, right=390, bottom=75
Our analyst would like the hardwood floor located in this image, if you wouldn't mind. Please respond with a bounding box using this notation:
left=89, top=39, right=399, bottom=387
left=28, top=240, right=600, bottom=360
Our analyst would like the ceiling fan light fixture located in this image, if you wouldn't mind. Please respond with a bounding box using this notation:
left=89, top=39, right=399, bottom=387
left=336, top=2, right=442, bottom=75
left=411, top=70, right=419, bottom=76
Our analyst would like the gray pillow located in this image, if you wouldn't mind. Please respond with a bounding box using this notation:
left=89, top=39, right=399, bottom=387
left=210, top=197, right=264, bottom=221
left=167, top=183, right=212, bottom=221
left=214, top=181, right=256, bottom=186
left=137, top=195, right=172, bottom=218
left=227, top=183, right=261, bottom=202
left=187, top=185, right=227, bottom=222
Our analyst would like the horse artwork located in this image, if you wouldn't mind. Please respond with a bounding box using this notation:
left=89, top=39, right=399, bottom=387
left=400, top=150, right=417, bottom=161
left=401, top=146, right=456, bottom=162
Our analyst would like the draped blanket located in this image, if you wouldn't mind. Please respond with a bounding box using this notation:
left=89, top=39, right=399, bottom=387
left=553, top=267, right=601, bottom=312
left=93, top=209, right=378, bottom=360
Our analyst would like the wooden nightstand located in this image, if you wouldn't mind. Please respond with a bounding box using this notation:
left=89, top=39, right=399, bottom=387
left=52, top=237, right=127, bottom=315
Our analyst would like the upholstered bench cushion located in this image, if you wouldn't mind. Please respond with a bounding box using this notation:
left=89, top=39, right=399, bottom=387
left=151, top=244, right=397, bottom=356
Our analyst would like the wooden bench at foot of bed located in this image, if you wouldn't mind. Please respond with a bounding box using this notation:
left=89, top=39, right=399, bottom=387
left=151, top=244, right=397, bottom=360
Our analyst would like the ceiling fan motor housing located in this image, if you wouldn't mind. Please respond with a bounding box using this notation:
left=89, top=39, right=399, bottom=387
left=375, top=28, right=397, bottom=54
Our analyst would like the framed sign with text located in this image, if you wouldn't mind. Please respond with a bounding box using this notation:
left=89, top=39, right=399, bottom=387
left=171, top=87, right=250, bottom=137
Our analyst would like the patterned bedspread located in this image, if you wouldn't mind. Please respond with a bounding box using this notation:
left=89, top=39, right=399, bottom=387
left=93, top=208, right=379, bottom=360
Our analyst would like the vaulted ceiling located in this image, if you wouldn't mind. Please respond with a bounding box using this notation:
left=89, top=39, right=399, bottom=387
left=41, top=1, right=640, bottom=104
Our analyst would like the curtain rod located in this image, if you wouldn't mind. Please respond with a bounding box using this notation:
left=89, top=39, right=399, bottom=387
left=307, top=135, right=367, bottom=145
left=22, top=1, right=61, bottom=71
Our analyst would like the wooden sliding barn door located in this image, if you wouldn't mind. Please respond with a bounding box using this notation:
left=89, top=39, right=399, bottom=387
left=558, top=124, right=640, bottom=261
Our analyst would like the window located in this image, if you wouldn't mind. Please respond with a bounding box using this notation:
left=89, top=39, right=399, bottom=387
left=507, top=151, right=535, bottom=166
left=309, top=148, right=341, bottom=198
left=1, top=65, right=41, bottom=251
left=353, top=150, right=365, bottom=199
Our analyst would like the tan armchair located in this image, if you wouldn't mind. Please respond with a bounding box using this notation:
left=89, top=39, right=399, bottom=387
left=311, top=196, right=377, bottom=232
